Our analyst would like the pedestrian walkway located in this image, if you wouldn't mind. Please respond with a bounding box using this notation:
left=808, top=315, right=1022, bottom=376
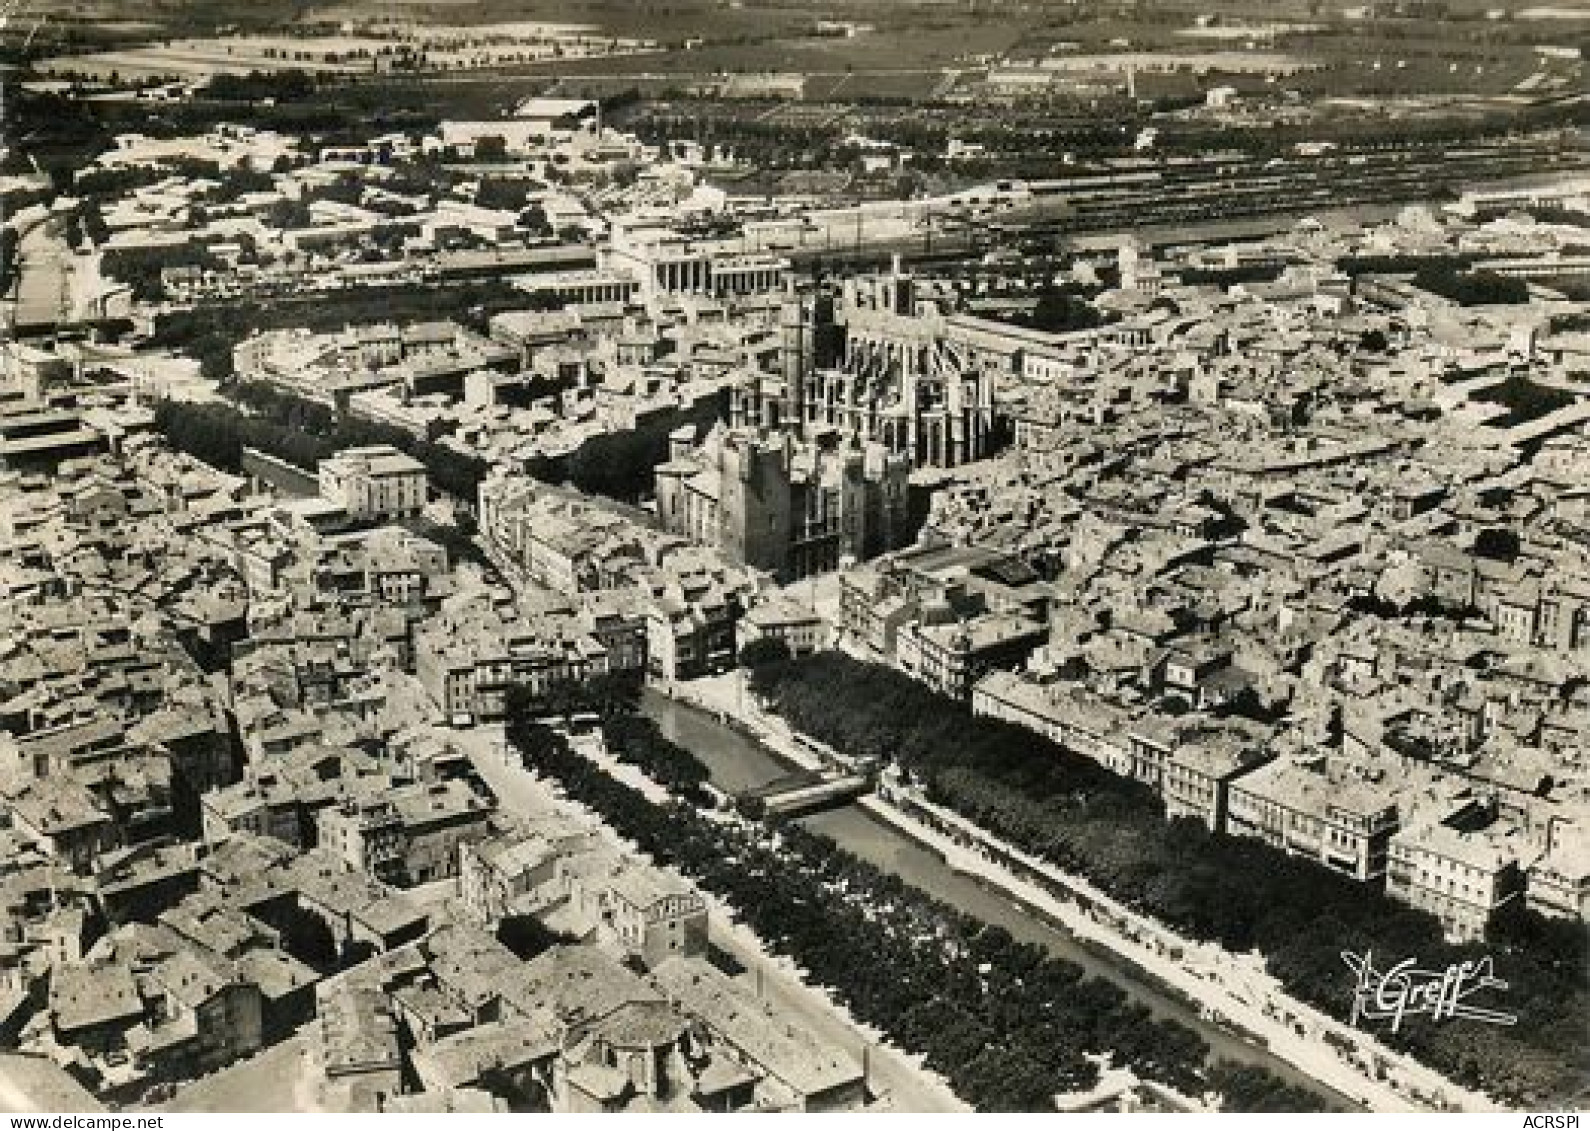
left=676, top=673, right=1505, bottom=1115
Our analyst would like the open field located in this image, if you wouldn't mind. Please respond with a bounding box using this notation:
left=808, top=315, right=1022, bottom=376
left=38, top=44, right=357, bottom=80
left=1515, top=5, right=1590, bottom=18
left=15, top=0, right=1583, bottom=109
left=311, top=0, right=818, bottom=39
left=463, top=22, right=1023, bottom=80
left=35, top=22, right=658, bottom=82
left=17, top=0, right=823, bottom=40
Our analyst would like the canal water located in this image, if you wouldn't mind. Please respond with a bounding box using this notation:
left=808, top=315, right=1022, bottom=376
left=641, top=689, right=1360, bottom=1110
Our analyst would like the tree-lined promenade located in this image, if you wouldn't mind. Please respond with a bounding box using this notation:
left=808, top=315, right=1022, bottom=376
left=504, top=683, right=1328, bottom=1113
left=739, top=650, right=1587, bottom=1108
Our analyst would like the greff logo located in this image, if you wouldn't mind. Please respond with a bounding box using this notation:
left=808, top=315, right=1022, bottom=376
left=1340, top=950, right=1518, bottom=1033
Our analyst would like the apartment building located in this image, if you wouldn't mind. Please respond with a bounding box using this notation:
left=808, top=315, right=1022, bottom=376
left=318, top=446, right=428, bottom=522
left=1387, top=816, right=1526, bottom=942
left=1226, top=758, right=1400, bottom=882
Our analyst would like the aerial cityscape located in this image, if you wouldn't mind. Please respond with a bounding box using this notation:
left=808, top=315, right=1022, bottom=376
left=0, top=0, right=1586, bottom=1116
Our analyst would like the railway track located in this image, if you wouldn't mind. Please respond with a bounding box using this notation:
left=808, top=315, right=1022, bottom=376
left=791, top=141, right=1589, bottom=267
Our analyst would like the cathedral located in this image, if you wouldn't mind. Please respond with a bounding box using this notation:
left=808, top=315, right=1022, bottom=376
left=730, top=263, right=1001, bottom=470
left=654, top=423, right=911, bottom=583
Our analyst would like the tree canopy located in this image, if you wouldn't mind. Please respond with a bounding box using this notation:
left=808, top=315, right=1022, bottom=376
left=500, top=697, right=1321, bottom=1112
left=748, top=651, right=1588, bottom=1106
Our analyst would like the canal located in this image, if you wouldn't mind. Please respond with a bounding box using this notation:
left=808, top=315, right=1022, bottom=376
left=641, top=689, right=1361, bottom=1110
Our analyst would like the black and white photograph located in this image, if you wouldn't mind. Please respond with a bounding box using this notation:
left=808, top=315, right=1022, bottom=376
left=0, top=0, right=1586, bottom=1118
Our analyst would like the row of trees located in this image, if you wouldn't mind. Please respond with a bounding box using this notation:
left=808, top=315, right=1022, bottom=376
left=72, top=163, right=174, bottom=201
left=1180, top=264, right=1287, bottom=288
left=599, top=713, right=712, bottom=804
left=157, top=274, right=535, bottom=335
left=64, top=203, right=109, bottom=250
left=0, top=228, right=17, bottom=292
left=523, top=389, right=728, bottom=504
left=145, top=275, right=539, bottom=383
left=995, top=284, right=1109, bottom=334
left=226, top=378, right=702, bottom=506
left=150, top=288, right=696, bottom=507
left=101, top=240, right=222, bottom=302
left=1411, top=264, right=1529, bottom=306
left=1207, top=1064, right=1329, bottom=1113
left=231, top=382, right=488, bottom=500
left=154, top=397, right=323, bottom=474
left=635, top=109, right=1149, bottom=173
left=503, top=695, right=1317, bottom=1112
left=153, top=385, right=488, bottom=501
left=1336, top=253, right=1479, bottom=277
left=746, top=652, right=1588, bottom=1106
left=200, top=69, right=317, bottom=104
left=643, top=95, right=1572, bottom=180
left=515, top=671, right=643, bottom=723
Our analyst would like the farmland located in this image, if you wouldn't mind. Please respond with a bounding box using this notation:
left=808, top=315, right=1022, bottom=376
left=36, top=23, right=658, bottom=83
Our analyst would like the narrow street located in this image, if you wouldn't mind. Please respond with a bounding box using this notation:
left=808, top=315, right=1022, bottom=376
left=9, top=218, right=74, bottom=329
left=5, top=212, right=115, bottom=331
